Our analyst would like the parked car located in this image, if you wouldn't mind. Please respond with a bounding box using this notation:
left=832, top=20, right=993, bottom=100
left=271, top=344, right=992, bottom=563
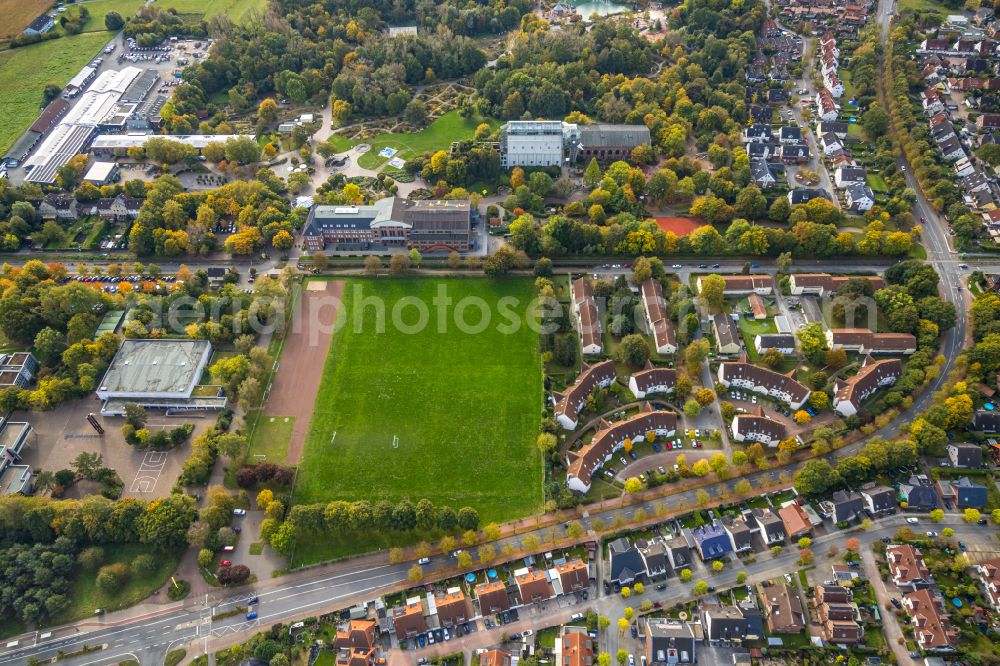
left=219, top=560, right=232, bottom=566
left=233, top=508, right=246, bottom=516
left=906, top=517, right=919, bottom=524
left=926, top=531, right=939, bottom=538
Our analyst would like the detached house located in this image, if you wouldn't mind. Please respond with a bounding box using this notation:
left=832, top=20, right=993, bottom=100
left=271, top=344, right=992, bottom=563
left=434, top=589, right=472, bottom=628
left=937, top=476, right=987, bottom=509
left=609, top=538, right=647, bottom=585
left=820, top=132, right=844, bottom=155
left=712, top=313, right=742, bottom=355
left=645, top=618, right=696, bottom=665
left=701, top=605, right=758, bottom=644
left=761, top=584, right=805, bottom=634
left=556, top=559, right=590, bottom=594
left=751, top=159, right=778, bottom=188
left=861, top=485, right=896, bottom=515
left=392, top=598, right=427, bottom=639
left=722, top=516, right=752, bottom=553
left=750, top=508, right=787, bottom=545
left=834, top=166, right=868, bottom=189
left=39, top=194, right=77, bottom=220
left=638, top=540, right=668, bottom=579
left=778, top=503, right=813, bottom=539
left=823, top=490, right=865, bottom=524
left=689, top=521, right=733, bottom=561
left=334, top=618, right=378, bottom=666
left=663, top=535, right=693, bottom=571
left=900, top=475, right=939, bottom=511
left=846, top=184, right=876, bottom=212
left=976, top=557, right=1000, bottom=610
left=947, top=442, right=983, bottom=468
left=779, top=126, right=802, bottom=143
left=744, top=124, right=775, bottom=143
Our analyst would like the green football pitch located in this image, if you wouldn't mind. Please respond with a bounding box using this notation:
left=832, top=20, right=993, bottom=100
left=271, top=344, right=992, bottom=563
left=293, top=278, right=544, bottom=523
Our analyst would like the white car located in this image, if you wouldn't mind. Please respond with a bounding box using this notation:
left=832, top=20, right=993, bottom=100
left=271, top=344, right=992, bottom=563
left=926, top=531, right=939, bottom=538
left=232, top=508, right=246, bottom=516
left=906, top=517, right=919, bottom=524
left=671, top=264, right=682, bottom=269
left=418, top=557, right=430, bottom=565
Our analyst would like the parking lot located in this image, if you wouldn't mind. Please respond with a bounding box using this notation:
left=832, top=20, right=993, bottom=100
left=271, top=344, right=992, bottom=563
left=14, top=397, right=215, bottom=499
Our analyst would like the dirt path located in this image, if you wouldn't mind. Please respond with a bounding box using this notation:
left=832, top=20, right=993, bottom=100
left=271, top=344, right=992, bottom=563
left=265, top=280, right=344, bottom=464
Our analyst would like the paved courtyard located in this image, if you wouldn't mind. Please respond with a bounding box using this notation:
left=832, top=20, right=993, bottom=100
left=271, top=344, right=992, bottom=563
left=15, top=397, right=216, bottom=499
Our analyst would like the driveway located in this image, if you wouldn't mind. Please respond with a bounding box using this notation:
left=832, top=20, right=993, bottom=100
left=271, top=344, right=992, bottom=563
left=861, top=549, right=915, bottom=666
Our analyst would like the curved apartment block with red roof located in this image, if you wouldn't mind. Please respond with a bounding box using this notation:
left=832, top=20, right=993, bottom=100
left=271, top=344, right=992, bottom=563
left=566, top=403, right=677, bottom=492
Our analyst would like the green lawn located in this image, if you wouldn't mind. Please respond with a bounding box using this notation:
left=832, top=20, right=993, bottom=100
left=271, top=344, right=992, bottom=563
left=737, top=316, right=777, bottom=360
left=67, top=0, right=145, bottom=32
left=49, top=544, right=182, bottom=626
left=899, top=0, right=947, bottom=13
left=0, top=32, right=111, bottom=155
left=249, top=414, right=294, bottom=464
left=355, top=111, right=500, bottom=170
left=294, top=278, right=544, bottom=523
left=137, top=0, right=267, bottom=21
left=867, top=173, right=888, bottom=193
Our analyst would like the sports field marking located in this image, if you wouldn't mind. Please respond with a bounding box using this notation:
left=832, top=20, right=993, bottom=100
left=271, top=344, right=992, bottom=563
left=129, top=450, right=167, bottom=494
left=392, top=435, right=399, bottom=449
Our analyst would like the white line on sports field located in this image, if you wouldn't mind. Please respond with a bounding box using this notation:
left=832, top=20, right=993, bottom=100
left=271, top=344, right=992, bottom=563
left=329, top=431, right=337, bottom=445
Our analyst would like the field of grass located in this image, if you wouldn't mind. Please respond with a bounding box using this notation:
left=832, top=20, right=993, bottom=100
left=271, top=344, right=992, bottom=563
left=249, top=414, right=294, bottom=464
left=899, top=0, right=947, bottom=13
left=294, top=278, right=544, bottom=523
left=49, top=544, right=181, bottom=625
left=0, top=0, right=53, bottom=41
left=356, top=111, right=500, bottom=170
left=153, top=0, right=269, bottom=21
left=0, top=32, right=110, bottom=155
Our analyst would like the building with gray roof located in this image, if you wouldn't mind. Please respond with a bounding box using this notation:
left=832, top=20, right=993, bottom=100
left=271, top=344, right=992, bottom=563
left=96, top=339, right=225, bottom=415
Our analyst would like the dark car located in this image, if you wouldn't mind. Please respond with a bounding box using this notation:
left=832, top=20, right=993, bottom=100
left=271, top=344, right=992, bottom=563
left=979, top=518, right=989, bottom=525
left=891, top=598, right=901, bottom=609
left=656, top=584, right=667, bottom=591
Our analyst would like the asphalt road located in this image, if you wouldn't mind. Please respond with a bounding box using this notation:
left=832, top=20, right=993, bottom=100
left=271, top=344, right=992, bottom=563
left=6, top=513, right=989, bottom=666
left=1, top=0, right=984, bottom=659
